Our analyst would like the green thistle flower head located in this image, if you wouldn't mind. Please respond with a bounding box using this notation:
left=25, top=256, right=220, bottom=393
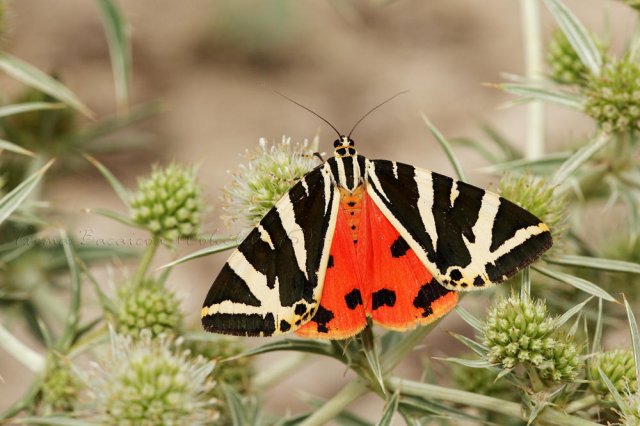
left=130, top=163, right=205, bottom=244
left=222, top=136, right=320, bottom=228
left=538, top=333, right=581, bottom=382
left=590, top=349, right=638, bottom=398
left=41, top=354, right=81, bottom=412
left=499, top=173, right=567, bottom=241
left=547, top=30, right=591, bottom=85
left=584, top=56, right=640, bottom=134
left=483, top=294, right=581, bottom=382
left=88, top=329, right=218, bottom=425
left=114, top=280, right=183, bottom=338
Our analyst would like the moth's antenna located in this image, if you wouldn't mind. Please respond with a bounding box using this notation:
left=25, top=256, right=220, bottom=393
left=274, top=90, right=342, bottom=138
left=348, top=90, right=409, bottom=138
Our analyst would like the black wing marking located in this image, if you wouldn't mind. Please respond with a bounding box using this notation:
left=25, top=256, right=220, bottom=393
left=202, top=163, right=339, bottom=336
left=365, top=159, right=552, bottom=290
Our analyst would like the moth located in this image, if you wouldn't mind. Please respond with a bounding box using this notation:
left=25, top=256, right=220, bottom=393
left=201, top=101, right=552, bottom=340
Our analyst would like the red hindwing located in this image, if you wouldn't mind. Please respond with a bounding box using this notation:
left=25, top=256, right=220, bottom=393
left=296, top=192, right=458, bottom=339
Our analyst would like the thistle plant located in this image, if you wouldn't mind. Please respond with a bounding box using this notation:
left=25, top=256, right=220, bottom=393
left=113, top=279, right=183, bottom=338
left=221, top=135, right=320, bottom=228
left=590, top=349, right=638, bottom=398
left=547, top=29, right=592, bottom=86
left=40, top=354, right=81, bottom=413
left=130, top=163, right=204, bottom=244
left=584, top=57, right=640, bottom=134
left=3, top=0, right=640, bottom=425
left=483, top=294, right=581, bottom=383
left=86, top=329, right=218, bottom=425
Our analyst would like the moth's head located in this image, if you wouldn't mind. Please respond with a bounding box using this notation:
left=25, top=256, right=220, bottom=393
left=333, top=135, right=357, bottom=158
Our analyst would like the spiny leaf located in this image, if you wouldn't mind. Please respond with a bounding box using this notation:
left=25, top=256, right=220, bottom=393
left=376, top=390, right=400, bottom=426
left=543, top=0, right=602, bottom=75
left=533, top=265, right=616, bottom=302
left=625, top=295, right=640, bottom=384
left=597, top=368, right=628, bottom=410
left=545, top=254, right=640, bottom=274
left=0, top=101, right=65, bottom=118
left=553, top=296, right=593, bottom=329
left=553, top=131, right=611, bottom=185
left=84, top=154, right=130, bottom=206
left=97, top=0, right=131, bottom=111
left=0, top=52, right=93, bottom=118
left=0, top=159, right=54, bottom=225
left=159, top=239, right=239, bottom=269
left=421, top=112, right=466, bottom=182
left=0, top=139, right=35, bottom=157
left=498, top=83, right=585, bottom=110
left=58, top=229, right=82, bottom=352
left=455, top=305, right=483, bottom=333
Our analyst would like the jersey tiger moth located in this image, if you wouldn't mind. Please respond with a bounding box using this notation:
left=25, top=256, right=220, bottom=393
left=201, top=131, right=552, bottom=340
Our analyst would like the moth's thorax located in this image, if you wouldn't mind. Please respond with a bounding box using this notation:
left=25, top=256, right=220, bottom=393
left=339, top=185, right=365, bottom=244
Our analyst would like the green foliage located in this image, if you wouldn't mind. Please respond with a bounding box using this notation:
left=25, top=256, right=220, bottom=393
left=584, top=56, right=640, bottom=133
left=590, top=349, right=638, bottom=398
left=86, top=330, right=219, bottom=425
left=547, top=29, right=592, bottom=85
left=113, top=279, right=183, bottom=338
left=40, top=355, right=81, bottom=413
left=483, top=294, right=581, bottom=383
left=1, top=0, right=640, bottom=425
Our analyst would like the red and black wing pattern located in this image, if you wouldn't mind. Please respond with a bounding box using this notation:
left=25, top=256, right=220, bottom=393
left=358, top=192, right=458, bottom=330
left=296, top=207, right=367, bottom=339
left=201, top=163, right=339, bottom=336
left=365, top=159, right=552, bottom=291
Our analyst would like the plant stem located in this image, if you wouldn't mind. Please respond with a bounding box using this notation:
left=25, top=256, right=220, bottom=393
left=565, top=395, right=599, bottom=414
left=387, top=377, right=602, bottom=426
left=0, top=324, right=45, bottom=372
left=520, top=0, right=546, bottom=160
left=132, top=236, right=159, bottom=285
left=298, top=380, right=369, bottom=426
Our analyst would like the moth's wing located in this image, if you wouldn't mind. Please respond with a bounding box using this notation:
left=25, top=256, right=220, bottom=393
left=296, top=207, right=367, bottom=339
left=358, top=192, right=458, bottom=330
left=365, top=159, right=552, bottom=291
left=202, top=163, right=339, bottom=336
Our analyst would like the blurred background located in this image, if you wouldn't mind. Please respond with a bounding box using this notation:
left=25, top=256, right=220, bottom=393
left=0, top=0, right=636, bottom=421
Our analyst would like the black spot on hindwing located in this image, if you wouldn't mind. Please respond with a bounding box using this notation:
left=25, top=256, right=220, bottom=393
left=344, top=289, right=363, bottom=309
left=372, top=289, right=396, bottom=310
left=413, top=280, right=453, bottom=317
left=390, top=236, right=410, bottom=258
left=327, top=255, right=334, bottom=268
left=310, top=305, right=334, bottom=333
left=294, top=303, right=307, bottom=316
left=280, top=320, right=291, bottom=332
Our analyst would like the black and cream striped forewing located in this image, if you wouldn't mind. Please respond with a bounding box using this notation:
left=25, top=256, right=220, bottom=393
left=365, top=159, right=552, bottom=291
left=201, top=163, right=339, bottom=336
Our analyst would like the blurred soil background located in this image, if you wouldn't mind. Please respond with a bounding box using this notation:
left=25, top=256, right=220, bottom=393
left=0, top=0, right=635, bottom=421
